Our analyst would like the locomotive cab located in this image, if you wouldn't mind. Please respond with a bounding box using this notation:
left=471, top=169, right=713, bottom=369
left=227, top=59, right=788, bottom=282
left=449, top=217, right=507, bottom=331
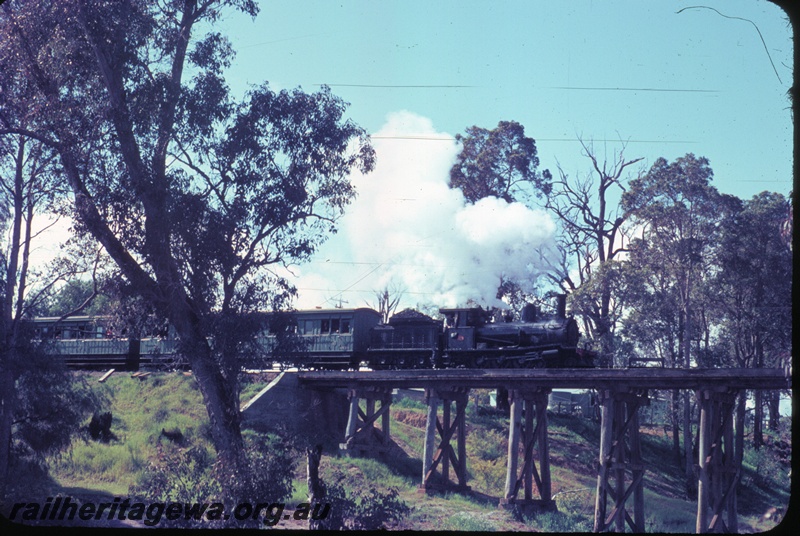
left=440, top=307, right=493, bottom=350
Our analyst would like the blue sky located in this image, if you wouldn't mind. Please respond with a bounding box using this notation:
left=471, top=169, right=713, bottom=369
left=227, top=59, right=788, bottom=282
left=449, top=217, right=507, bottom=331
left=216, top=0, right=792, bottom=310
left=219, top=0, right=792, bottom=196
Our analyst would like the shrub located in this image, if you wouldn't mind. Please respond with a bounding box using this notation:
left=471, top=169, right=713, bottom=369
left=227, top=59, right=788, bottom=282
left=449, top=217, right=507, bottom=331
left=468, top=427, right=506, bottom=461
left=129, top=432, right=296, bottom=528
left=13, top=351, right=104, bottom=458
left=315, top=469, right=411, bottom=530
left=468, top=458, right=505, bottom=495
left=223, top=432, right=296, bottom=506
left=744, top=446, right=789, bottom=490
left=129, top=444, right=221, bottom=506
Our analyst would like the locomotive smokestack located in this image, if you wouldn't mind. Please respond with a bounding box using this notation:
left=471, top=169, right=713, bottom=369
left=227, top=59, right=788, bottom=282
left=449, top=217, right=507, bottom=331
left=556, top=294, right=567, bottom=318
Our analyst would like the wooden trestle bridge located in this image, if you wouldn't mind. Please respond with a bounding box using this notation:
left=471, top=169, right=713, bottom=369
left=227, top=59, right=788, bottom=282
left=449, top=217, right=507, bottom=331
left=293, top=368, right=791, bottom=533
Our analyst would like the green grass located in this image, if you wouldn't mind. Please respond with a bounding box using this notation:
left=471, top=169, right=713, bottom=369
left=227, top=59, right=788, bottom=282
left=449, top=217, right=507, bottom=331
left=644, top=494, right=698, bottom=533
left=238, top=372, right=273, bottom=404
left=392, top=394, right=427, bottom=411
left=48, top=372, right=213, bottom=495
left=444, top=511, right=497, bottom=531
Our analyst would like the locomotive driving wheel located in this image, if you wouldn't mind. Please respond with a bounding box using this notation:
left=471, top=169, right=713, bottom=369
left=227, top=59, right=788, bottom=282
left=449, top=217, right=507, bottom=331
left=502, top=355, right=524, bottom=368
left=529, top=356, right=545, bottom=368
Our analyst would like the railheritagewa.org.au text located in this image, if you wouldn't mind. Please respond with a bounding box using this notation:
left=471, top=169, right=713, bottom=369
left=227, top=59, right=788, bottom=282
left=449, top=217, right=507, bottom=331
left=7, top=497, right=330, bottom=527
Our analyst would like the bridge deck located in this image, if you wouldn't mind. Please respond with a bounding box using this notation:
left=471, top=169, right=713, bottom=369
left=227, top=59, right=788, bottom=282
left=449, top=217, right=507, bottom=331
left=298, top=367, right=790, bottom=390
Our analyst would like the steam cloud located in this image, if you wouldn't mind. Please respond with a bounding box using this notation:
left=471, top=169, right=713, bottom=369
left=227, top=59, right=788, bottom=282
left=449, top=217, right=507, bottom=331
left=291, top=111, right=556, bottom=310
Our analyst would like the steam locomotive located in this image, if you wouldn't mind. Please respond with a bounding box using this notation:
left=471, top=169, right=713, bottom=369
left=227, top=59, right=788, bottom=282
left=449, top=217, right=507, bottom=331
left=367, top=295, right=594, bottom=369
left=33, top=295, right=595, bottom=370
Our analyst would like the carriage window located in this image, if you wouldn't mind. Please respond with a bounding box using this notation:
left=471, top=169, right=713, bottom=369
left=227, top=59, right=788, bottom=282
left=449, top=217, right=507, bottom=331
left=321, top=319, right=330, bottom=334
left=340, top=319, right=351, bottom=334
left=302, top=319, right=321, bottom=335
left=331, top=319, right=340, bottom=333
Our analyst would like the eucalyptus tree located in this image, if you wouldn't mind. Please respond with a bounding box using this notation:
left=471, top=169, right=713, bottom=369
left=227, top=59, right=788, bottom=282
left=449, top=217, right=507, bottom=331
left=710, top=191, right=792, bottom=447
left=0, top=0, right=375, bottom=483
left=449, top=120, right=552, bottom=205
left=0, top=133, right=57, bottom=498
left=621, top=153, right=733, bottom=495
left=623, top=154, right=732, bottom=368
left=546, top=139, right=643, bottom=366
left=0, top=131, right=104, bottom=498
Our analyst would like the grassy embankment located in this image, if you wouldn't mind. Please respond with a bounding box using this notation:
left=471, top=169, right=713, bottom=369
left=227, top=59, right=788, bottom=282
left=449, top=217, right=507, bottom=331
left=7, top=371, right=791, bottom=532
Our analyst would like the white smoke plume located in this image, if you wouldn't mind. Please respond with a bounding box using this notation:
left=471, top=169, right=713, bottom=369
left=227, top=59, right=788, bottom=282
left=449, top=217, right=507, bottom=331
left=291, top=111, right=556, bottom=310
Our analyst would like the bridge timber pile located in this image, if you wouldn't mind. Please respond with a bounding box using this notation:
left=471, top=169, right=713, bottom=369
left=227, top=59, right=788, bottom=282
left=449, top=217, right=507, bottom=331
left=286, top=367, right=791, bottom=533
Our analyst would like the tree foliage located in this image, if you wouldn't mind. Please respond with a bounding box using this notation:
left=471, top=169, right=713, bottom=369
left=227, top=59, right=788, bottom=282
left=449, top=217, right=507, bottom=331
left=709, top=191, right=792, bottom=368
left=0, top=124, right=103, bottom=498
left=0, top=0, right=374, bottom=484
left=449, top=120, right=551, bottom=204
left=622, top=154, right=732, bottom=367
left=622, top=153, right=738, bottom=488
left=708, top=191, right=792, bottom=446
left=42, top=279, right=112, bottom=317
